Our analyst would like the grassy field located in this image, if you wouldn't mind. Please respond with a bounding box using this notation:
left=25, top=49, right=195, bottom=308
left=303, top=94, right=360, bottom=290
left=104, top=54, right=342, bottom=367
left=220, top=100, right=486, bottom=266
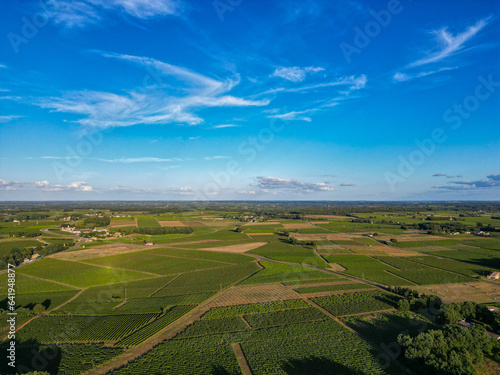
left=84, top=249, right=228, bottom=275
left=135, top=216, right=162, bottom=228
left=17, top=258, right=153, bottom=288
left=247, top=235, right=325, bottom=266
left=294, top=283, right=372, bottom=294
left=312, top=290, right=400, bottom=316
left=240, top=260, right=336, bottom=285
left=0, top=239, right=42, bottom=256
left=324, top=255, right=412, bottom=286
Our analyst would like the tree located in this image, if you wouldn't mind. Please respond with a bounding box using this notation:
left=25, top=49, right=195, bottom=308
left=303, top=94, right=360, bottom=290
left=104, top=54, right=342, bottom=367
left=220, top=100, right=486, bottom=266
left=439, top=304, right=462, bottom=324
left=33, top=303, right=46, bottom=314
left=398, top=326, right=492, bottom=375
left=397, top=298, right=410, bottom=312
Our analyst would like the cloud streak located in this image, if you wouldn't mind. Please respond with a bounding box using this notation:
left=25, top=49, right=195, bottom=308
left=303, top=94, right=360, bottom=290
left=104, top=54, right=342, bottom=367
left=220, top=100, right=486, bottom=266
left=256, top=176, right=335, bottom=192
left=0, top=115, right=21, bottom=123
left=33, top=53, right=269, bottom=128
left=270, top=66, right=324, bottom=82
left=42, top=0, right=183, bottom=29
left=98, top=157, right=182, bottom=163
left=433, top=173, right=500, bottom=190
left=408, top=17, right=491, bottom=68
left=393, top=67, right=456, bottom=82
left=0, top=179, right=92, bottom=192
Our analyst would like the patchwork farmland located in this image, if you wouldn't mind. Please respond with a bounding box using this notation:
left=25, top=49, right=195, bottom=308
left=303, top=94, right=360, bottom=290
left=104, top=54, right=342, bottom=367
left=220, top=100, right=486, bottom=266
left=0, top=202, right=499, bottom=374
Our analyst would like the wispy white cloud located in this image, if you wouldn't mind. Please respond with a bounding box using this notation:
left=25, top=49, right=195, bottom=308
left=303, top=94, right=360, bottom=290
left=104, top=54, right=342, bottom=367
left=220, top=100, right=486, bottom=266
left=393, top=67, right=456, bottom=82
left=110, top=186, right=158, bottom=194
left=0, top=179, right=92, bottom=192
left=172, top=186, right=193, bottom=194
left=0, top=115, right=21, bottom=123
left=0, top=179, right=25, bottom=191
left=270, top=66, right=324, bottom=82
left=433, top=173, right=500, bottom=190
left=209, top=124, right=241, bottom=129
left=267, top=109, right=315, bottom=122
left=42, top=0, right=182, bottom=29
left=36, top=180, right=92, bottom=192
left=109, top=185, right=193, bottom=195
left=408, top=17, right=492, bottom=68
left=260, top=75, right=366, bottom=96
left=204, top=156, right=231, bottom=160
left=237, top=190, right=256, bottom=195
left=37, top=156, right=181, bottom=163
left=33, top=53, right=269, bottom=128
left=0, top=64, right=7, bottom=69
left=256, top=176, right=335, bottom=192
left=98, top=157, right=182, bottom=163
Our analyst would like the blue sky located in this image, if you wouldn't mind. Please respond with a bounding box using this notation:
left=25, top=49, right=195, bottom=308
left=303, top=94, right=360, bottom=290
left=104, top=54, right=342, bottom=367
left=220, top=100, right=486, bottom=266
left=0, top=0, right=499, bottom=201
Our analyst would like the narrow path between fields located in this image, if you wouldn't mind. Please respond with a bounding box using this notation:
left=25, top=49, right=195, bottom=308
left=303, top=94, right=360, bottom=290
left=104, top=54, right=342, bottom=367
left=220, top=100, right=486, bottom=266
left=85, top=275, right=259, bottom=375
left=232, top=343, right=253, bottom=375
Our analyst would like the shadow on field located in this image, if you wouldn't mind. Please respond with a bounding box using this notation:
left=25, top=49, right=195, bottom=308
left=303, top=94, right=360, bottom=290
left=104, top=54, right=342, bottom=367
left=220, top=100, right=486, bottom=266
left=0, top=339, right=62, bottom=374
left=210, top=365, right=232, bottom=374
left=374, top=293, right=400, bottom=307
left=0, top=297, right=53, bottom=311
left=281, top=356, right=365, bottom=375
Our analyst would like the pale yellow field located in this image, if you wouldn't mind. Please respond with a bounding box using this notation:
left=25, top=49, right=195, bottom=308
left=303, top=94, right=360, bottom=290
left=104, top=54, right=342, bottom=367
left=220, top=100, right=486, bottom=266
left=201, top=242, right=268, bottom=253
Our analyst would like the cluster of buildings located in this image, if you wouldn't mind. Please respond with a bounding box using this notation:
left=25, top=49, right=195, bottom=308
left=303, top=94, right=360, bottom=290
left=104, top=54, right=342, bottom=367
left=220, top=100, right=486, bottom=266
left=22, top=253, right=40, bottom=264
left=61, top=226, right=109, bottom=235
left=458, top=319, right=500, bottom=340
left=487, top=271, right=500, bottom=280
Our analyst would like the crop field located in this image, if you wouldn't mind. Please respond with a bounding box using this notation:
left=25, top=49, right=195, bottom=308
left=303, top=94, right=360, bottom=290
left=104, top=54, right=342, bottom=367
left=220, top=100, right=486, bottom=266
left=2, top=203, right=499, bottom=374
left=294, top=283, right=374, bottom=294
left=424, top=249, right=500, bottom=269
left=0, top=344, right=124, bottom=375
left=392, top=239, right=460, bottom=248
left=397, top=255, right=490, bottom=277
left=0, top=273, right=77, bottom=294
left=175, top=316, right=249, bottom=338
left=462, top=238, right=500, bottom=251
left=240, top=260, right=335, bottom=285
left=240, top=320, right=403, bottom=375
left=135, top=216, right=162, bottom=228
left=83, top=250, right=228, bottom=275
left=341, top=311, right=436, bottom=348
left=243, top=307, right=327, bottom=329
left=16, top=258, right=153, bottom=288
left=152, top=262, right=260, bottom=296
left=17, top=313, right=157, bottom=343
left=115, top=308, right=402, bottom=375
left=247, top=235, right=325, bottom=266
left=374, top=256, right=472, bottom=285
left=0, top=239, right=41, bottom=254
left=282, top=277, right=345, bottom=286
left=150, top=247, right=254, bottom=264
left=114, top=334, right=241, bottom=374
left=324, top=255, right=412, bottom=286
left=201, top=299, right=310, bottom=319
left=312, top=291, right=400, bottom=316
left=0, top=290, right=79, bottom=312
left=116, top=305, right=196, bottom=347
